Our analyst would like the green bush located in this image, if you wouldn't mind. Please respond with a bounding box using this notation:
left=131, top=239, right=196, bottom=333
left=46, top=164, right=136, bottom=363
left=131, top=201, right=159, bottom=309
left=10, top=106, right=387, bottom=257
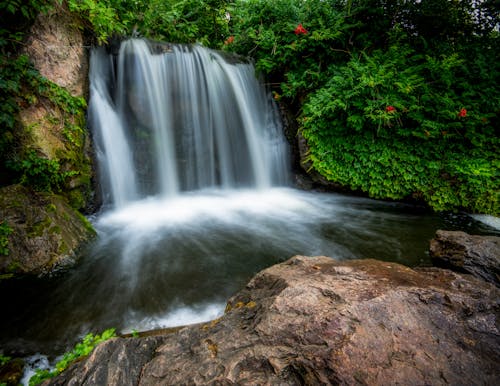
left=299, top=31, right=499, bottom=214
left=7, top=149, right=76, bottom=192
left=226, top=0, right=499, bottom=214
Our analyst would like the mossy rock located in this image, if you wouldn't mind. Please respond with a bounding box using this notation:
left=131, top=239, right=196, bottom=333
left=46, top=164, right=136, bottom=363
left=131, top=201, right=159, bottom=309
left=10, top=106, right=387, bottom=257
left=0, top=184, right=96, bottom=276
left=0, top=357, right=24, bottom=386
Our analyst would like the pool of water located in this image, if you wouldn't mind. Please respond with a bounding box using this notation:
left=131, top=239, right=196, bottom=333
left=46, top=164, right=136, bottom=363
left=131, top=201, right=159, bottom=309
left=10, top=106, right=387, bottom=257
left=1, top=188, right=497, bottom=357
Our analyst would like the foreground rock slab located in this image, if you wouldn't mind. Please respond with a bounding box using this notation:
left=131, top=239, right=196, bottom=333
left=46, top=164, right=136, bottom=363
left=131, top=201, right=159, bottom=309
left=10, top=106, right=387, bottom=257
left=47, top=256, right=499, bottom=385
left=430, top=230, right=500, bottom=287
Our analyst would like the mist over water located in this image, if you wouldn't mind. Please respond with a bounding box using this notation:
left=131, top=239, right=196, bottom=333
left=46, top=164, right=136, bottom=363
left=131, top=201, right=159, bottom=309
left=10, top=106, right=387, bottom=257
left=1, top=39, right=498, bottom=358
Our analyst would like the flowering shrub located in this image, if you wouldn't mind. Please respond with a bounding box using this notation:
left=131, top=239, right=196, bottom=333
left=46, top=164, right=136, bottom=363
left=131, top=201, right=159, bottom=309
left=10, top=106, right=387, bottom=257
left=294, top=23, right=307, bottom=35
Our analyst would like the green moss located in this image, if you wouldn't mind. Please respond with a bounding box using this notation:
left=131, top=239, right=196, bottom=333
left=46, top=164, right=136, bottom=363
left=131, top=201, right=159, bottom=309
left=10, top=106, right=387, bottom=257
left=46, top=203, right=57, bottom=213
left=28, top=216, right=52, bottom=237
left=57, top=241, right=69, bottom=255
left=6, top=260, right=21, bottom=273
left=75, top=211, right=96, bottom=235
left=66, top=189, right=86, bottom=210
left=0, top=221, right=13, bottom=256
left=49, top=225, right=62, bottom=235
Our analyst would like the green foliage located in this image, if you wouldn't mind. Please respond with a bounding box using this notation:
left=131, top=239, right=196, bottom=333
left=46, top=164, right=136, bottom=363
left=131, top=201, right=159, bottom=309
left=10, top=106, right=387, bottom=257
left=225, top=0, right=499, bottom=214
left=65, top=0, right=127, bottom=44
left=0, top=354, right=11, bottom=366
left=1, top=0, right=498, bottom=215
left=0, top=11, right=88, bottom=199
left=7, top=149, right=76, bottom=192
left=0, top=0, right=53, bottom=51
left=0, top=222, right=13, bottom=256
left=299, top=27, right=499, bottom=214
left=63, top=0, right=234, bottom=47
left=29, top=328, right=116, bottom=386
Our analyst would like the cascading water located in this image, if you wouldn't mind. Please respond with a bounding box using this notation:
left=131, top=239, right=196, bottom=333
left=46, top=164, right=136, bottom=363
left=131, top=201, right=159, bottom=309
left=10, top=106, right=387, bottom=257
left=1, top=39, right=498, bottom=368
left=89, top=39, right=289, bottom=207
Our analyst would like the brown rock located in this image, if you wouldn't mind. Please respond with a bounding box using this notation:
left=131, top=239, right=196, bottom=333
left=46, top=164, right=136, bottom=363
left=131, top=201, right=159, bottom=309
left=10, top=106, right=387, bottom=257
left=430, top=230, right=500, bottom=287
left=46, top=256, right=500, bottom=385
left=14, top=3, right=94, bottom=211
left=0, top=358, right=24, bottom=386
left=23, top=3, right=88, bottom=97
left=0, top=184, right=95, bottom=275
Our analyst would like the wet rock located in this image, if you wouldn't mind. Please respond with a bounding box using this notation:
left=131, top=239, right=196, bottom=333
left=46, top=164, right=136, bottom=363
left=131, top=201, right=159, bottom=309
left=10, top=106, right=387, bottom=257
left=430, top=230, right=500, bottom=287
left=0, top=185, right=95, bottom=275
left=0, top=357, right=24, bottom=386
left=47, top=256, right=499, bottom=385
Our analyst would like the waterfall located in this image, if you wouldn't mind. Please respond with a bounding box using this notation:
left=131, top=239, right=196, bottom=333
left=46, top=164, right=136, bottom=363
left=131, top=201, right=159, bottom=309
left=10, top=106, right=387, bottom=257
left=88, top=39, right=289, bottom=208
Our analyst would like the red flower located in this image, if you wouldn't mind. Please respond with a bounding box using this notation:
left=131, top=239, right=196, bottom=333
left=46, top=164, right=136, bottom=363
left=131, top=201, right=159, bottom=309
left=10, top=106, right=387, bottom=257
left=458, top=108, right=467, bottom=117
left=385, top=105, right=396, bottom=113
left=224, top=36, right=234, bottom=45
left=294, top=24, right=308, bottom=35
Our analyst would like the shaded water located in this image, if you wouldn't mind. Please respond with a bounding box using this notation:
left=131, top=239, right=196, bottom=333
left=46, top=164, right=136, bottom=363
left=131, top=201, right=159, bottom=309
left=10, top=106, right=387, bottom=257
left=1, top=189, right=497, bottom=356
left=1, top=40, right=498, bottom=360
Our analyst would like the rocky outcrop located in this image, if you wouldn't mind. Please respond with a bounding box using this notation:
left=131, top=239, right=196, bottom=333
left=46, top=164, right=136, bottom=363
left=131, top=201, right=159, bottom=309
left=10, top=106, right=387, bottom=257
left=0, top=3, right=96, bottom=277
left=23, top=3, right=88, bottom=97
left=47, top=256, right=499, bottom=385
left=430, top=230, right=500, bottom=287
left=16, top=3, right=94, bottom=211
left=0, top=185, right=95, bottom=276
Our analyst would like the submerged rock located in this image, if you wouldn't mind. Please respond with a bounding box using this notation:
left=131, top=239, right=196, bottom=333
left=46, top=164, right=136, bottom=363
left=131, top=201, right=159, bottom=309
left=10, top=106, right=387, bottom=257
left=46, top=256, right=499, bottom=385
left=430, top=230, right=500, bottom=287
left=0, top=184, right=95, bottom=276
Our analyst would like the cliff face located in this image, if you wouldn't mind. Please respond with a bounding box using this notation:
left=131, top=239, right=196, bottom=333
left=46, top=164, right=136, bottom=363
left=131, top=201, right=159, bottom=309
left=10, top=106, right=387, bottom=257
left=0, top=4, right=95, bottom=276
left=19, top=3, right=93, bottom=210
left=23, top=3, right=88, bottom=97
left=45, top=255, right=499, bottom=385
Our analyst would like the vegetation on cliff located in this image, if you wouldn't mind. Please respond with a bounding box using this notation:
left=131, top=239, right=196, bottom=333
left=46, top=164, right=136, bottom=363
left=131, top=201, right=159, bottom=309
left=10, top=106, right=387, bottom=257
left=1, top=1, right=92, bottom=209
left=1, top=0, right=499, bottom=215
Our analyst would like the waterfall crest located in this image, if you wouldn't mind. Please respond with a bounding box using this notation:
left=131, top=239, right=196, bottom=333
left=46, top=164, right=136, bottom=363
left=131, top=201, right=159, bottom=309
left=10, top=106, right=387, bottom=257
left=89, top=39, right=289, bottom=208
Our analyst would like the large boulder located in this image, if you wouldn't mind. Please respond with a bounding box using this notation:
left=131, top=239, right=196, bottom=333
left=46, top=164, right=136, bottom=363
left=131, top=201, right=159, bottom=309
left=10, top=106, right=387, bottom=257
left=0, top=185, right=95, bottom=276
left=430, top=230, right=500, bottom=287
left=46, top=256, right=499, bottom=385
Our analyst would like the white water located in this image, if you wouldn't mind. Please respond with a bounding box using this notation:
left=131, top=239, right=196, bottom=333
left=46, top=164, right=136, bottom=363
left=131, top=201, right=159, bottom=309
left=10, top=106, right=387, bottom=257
left=89, top=39, right=289, bottom=208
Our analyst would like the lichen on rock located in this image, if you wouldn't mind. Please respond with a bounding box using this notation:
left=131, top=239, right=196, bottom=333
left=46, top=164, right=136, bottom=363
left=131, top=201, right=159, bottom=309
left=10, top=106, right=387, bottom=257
left=0, top=185, right=95, bottom=276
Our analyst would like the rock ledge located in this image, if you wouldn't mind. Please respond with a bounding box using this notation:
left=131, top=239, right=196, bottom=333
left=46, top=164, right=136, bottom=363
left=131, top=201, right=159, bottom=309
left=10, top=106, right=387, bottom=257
left=47, top=256, right=499, bottom=385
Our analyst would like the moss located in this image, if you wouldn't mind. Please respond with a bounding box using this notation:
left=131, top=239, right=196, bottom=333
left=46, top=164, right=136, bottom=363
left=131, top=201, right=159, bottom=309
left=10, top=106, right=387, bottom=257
left=0, top=273, right=14, bottom=281
left=28, top=216, right=52, bottom=237
left=49, top=225, right=62, bottom=234
left=75, top=211, right=96, bottom=235
left=66, top=189, right=85, bottom=210
left=202, top=317, right=222, bottom=331
left=225, top=300, right=257, bottom=313
left=6, top=260, right=21, bottom=273
left=204, top=339, right=218, bottom=358
left=57, top=240, right=69, bottom=255
left=46, top=203, right=57, bottom=212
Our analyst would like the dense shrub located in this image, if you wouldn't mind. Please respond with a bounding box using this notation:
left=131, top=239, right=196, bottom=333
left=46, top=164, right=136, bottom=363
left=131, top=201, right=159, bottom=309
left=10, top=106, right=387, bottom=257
left=227, top=0, right=500, bottom=214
